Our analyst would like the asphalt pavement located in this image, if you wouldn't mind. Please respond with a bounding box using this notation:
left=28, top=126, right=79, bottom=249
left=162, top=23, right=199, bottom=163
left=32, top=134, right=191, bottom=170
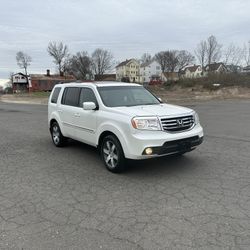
left=0, top=100, right=250, bottom=249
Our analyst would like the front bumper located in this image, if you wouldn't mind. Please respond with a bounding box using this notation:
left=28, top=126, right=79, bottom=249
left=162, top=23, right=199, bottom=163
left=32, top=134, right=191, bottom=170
left=142, top=136, right=203, bottom=155
left=124, top=124, right=203, bottom=159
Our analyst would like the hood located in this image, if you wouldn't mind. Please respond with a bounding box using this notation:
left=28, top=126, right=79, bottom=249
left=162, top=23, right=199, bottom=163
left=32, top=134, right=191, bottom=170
left=110, top=103, right=193, bottom=117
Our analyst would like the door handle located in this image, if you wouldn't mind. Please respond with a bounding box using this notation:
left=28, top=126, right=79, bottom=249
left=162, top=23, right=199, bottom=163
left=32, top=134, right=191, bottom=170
left=58, top=110, right=62, bottom=113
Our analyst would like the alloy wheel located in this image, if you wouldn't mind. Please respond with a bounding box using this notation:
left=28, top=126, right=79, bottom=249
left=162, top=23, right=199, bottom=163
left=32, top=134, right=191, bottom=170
left=103, top=140, right=118, bottom=169
left=52, top=125, right=60, bottom=145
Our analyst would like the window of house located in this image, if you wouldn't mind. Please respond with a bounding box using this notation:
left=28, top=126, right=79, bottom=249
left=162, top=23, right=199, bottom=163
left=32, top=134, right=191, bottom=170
left=61, top=87, right=81, bottom=107
left=51, top=87, right=61, bottom=104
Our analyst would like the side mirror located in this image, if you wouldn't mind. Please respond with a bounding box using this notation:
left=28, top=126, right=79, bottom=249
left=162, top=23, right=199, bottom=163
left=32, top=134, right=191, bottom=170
left=83, top=102, right=96, bottom=110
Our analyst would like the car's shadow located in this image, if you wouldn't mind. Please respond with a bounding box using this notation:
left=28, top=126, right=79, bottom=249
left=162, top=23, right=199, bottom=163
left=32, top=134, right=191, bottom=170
left=66, top=139, right=202, bottom=176
left=125, top=154, right=201, bottom=175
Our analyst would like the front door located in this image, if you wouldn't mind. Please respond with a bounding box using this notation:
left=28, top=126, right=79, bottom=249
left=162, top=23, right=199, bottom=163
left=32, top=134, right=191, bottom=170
left=74, top=88, right=98, bottom=145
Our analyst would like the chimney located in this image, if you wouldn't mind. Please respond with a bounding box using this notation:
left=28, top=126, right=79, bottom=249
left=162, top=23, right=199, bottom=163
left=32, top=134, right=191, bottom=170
left=46, top=69, right=50, bottom=76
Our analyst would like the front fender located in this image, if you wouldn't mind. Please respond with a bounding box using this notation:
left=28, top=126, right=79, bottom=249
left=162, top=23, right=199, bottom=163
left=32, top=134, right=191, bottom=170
left=96, top=122, right=130, bottom=157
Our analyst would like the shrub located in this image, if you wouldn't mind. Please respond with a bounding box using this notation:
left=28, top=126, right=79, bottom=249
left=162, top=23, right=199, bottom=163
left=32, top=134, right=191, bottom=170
left=168, top=73, right=250, bottom=90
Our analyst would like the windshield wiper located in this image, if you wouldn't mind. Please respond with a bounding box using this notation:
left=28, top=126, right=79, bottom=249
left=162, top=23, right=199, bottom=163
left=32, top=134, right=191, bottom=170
left=141, top=103, right=159, bottom=105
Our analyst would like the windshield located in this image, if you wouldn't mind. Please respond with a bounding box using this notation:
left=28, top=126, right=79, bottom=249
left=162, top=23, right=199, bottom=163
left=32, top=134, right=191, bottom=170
left=97, top=86, right=160, bottom=107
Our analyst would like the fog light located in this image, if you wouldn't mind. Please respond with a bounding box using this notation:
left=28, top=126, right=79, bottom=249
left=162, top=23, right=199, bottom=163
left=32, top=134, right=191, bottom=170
left=145, top=147, right=153, bottom=155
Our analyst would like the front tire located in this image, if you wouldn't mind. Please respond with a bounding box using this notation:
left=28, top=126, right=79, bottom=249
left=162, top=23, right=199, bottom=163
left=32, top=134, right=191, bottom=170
left=101, top=135, right=126, bottom=173
left=50, top=122, right=67, bottom=147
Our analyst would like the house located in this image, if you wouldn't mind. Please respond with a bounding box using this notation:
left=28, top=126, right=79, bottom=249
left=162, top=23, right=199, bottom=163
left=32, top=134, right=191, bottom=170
left=94, top=74, right=116, bottom=81
left=182, top=65, right=203, bottom=78
left=226, top=65, right=242, bottom=73
left=12, top=70, right=76, bottom=93
left=140, top=60, right=161, bottom=83
left=205, top=62, right=228, bottom=74
left=242, top=65, right=250, bottom=73
left=12, top=72, right=29, bottom=93
left=161, top=72, right=179, bottom=82
left=29, top=70, right=76, bottom=92
left=116, top=59, right=140, bottom=83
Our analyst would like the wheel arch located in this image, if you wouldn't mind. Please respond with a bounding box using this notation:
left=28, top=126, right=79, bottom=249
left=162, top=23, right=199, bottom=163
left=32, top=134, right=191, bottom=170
left=49, top=118, right=58, bottom=131
left=98, top=131, right=118, bottom=149
left=97, top=127, right=129, bottom=157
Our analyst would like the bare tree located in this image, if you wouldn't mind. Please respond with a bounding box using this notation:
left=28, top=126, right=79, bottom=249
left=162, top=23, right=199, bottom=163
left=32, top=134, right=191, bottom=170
left=177, top=50, right=195, bottom=70
left=68, top=51, right=92, bottom=80
left=141, top=53, right=152, bottom=64
left=243, top=41, right=250, bottom=66
left=16, top=51, right=32, bottom=76
left=155, top=50, right=194, bottom=73
left=91, top=48, right=114, bottom=76
left=206, top=35, right=222, bottom=65
left=165, top=50, right=179, bottom=72
left=47, top=41, right=69, bottom=76
left=195, top=40, right=207, bottom=67
left=223, top=43, right=244, bottom=65
left=155, top=51, right=168, bottom=73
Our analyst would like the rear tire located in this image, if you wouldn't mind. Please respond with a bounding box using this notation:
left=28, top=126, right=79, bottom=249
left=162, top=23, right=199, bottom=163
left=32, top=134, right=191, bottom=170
left=50, top=122, right=67, bottom=147
left=100, top=135, right=126, bottom=173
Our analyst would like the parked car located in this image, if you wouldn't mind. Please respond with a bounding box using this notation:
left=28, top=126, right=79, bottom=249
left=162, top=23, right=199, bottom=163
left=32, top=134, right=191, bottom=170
left=149, top=79, right=163, bottom=85
left=48, top=82, right=203, bottom=173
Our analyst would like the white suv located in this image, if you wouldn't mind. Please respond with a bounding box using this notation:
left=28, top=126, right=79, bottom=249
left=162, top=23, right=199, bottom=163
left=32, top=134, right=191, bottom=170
left=48, top=82, right=203, bottom=172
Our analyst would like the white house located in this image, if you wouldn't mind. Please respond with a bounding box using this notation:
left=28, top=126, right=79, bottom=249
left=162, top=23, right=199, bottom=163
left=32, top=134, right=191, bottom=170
left=140, top=60, right=161, bottom=83
left=12, top=72, right=28, bottom=84
left=12, top=72, right=29, bottom=92
left=205, top=62, right=228, bottom=74
left=183, top=65, right=203, bottom=78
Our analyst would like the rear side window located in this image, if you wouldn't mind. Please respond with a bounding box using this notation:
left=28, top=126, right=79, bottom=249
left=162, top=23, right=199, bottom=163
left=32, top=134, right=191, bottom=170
left=51, top=87, right=61, bottom=103
left=79, top=88, right=98, bottom=107
left=61, top=87, right=81, bottom=107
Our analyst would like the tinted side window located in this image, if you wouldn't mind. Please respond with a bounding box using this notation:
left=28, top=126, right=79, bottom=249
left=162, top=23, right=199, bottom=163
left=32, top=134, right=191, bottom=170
left=62, top=87, right=81, bottom=107
left=51, top=87, right=61, bottom=103
left=79, top=88, right=98, bottom=107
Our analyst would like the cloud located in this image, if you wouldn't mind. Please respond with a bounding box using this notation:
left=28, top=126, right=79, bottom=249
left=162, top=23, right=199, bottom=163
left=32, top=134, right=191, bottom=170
left=0, top=0, right=249, bottom=77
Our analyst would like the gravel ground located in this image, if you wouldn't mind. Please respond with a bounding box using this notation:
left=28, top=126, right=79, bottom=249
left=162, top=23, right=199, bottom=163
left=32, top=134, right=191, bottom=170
left=0, top=100, right=250, bottom=249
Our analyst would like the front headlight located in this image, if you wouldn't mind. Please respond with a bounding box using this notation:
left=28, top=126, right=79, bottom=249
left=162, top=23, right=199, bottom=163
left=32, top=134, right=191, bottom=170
left=194, top=112, right=200, bottom=125
left=131, top=117, right=161, bottom=131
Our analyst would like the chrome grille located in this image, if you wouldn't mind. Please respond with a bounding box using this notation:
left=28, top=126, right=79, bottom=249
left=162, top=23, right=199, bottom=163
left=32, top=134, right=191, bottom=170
left=160, top=115, right=194, bottom=132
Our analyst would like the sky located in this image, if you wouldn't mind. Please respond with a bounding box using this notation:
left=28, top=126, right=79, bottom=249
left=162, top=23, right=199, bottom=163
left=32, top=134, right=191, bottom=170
left=0, top=0, right=249, bottom=79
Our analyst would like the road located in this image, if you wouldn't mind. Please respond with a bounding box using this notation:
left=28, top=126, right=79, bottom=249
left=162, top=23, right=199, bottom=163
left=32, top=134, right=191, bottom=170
left=0, top=100, right=250, bottom=249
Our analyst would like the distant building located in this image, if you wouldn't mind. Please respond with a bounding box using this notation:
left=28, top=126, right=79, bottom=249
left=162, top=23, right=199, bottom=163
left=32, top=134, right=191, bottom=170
left=205, top=62, right=228, bottom=74
left=242, top=65, right=250, bottom=73
left=12, top=73, right=29, bottom=93
left=12, top=70, right=76, bottom=93
left=182, top=65, right=203, bottom=78
left=226, top=65, right=242, bottom=73
left=140, top=60, right=161, bottom=83
left=94, top=74, right=116, bottom=81
left=29, top=70, right=76, bottom=91
left=161, top=72, right=179, bottom=82
left=116, top=59, right=140, bottom=82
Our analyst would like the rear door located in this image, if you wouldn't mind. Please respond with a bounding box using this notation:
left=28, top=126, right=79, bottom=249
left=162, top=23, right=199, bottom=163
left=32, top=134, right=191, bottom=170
left=60, top=87, right=81, bottom=139
left=74, top=87, right=98, bottom=145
